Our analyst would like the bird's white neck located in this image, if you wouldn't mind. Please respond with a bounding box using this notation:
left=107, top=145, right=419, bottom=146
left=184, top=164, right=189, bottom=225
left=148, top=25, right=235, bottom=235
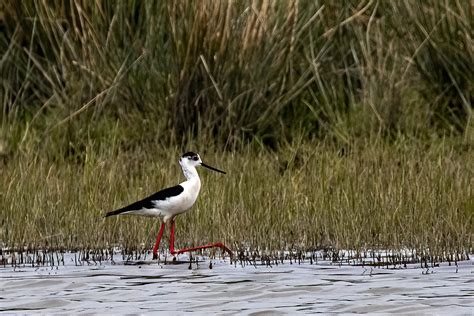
left=181, top=164, right=200, bottom=181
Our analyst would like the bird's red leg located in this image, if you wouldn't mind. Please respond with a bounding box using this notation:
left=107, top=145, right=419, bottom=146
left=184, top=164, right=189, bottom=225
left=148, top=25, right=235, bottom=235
left=152, top=222, right=166, bottom=260
left=169, top=220, right=232, bottom=257
left=175, top=243, right=233, bottom=257
left=169, top=220, right=176, bottom=255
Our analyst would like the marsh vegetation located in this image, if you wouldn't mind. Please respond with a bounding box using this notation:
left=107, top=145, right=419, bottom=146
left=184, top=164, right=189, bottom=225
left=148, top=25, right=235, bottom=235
left=1, top=1, right=472, bottom=261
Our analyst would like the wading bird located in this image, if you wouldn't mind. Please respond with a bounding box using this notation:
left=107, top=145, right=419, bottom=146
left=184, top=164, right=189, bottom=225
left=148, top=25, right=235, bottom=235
left=105, top=152, right=232, bottom=259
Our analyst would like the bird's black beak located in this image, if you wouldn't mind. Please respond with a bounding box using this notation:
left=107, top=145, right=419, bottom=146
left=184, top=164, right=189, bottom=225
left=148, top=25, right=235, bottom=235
left=201, top=162, right=226, bottom=174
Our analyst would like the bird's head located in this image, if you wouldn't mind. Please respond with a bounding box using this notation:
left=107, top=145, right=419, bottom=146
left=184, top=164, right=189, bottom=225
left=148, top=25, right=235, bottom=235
left=179, top=152, right=226, bottom=174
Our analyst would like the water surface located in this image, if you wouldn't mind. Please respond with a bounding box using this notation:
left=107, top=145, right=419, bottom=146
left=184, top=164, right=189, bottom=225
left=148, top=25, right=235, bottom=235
left=1, top=253, right=473, bottom=314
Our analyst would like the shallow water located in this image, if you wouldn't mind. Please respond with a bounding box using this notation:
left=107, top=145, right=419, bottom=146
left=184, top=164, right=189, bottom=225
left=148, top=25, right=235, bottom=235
left=1, top=253, right=473, bottom=314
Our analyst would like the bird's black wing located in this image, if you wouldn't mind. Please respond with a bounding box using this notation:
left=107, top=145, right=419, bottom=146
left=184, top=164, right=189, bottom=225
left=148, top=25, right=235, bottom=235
left=104, top=185, right=184, bottom=217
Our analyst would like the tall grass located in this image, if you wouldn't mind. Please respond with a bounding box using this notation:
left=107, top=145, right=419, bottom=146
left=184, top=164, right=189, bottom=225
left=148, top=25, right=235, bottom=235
left=0, top=1, right=473, bottom=258
left=1, top=1, right=472, bottom=149
left=1, top=139, right=473, bottom=258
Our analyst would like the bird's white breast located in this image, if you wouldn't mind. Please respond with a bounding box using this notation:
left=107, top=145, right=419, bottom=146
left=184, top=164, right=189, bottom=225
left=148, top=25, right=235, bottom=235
left=153, top=178, right=201, bottom=216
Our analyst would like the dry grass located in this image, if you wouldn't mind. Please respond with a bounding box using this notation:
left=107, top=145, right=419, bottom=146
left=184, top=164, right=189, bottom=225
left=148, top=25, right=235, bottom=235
left=1, top=139, right=472, bottom=260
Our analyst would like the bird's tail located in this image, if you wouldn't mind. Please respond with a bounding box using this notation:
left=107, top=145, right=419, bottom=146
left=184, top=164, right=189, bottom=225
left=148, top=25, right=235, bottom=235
left=104, top=208, right=127, bottom=218
left=104, top=200, right=141, bottom=218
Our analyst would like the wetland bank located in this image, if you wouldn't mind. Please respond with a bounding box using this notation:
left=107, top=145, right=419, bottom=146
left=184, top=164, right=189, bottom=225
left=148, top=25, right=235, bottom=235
left=0, top=1, right=473, bottom=313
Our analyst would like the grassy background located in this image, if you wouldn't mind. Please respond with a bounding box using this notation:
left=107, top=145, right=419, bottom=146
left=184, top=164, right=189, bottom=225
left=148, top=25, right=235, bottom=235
left=0, top=1, right=473, bottom=258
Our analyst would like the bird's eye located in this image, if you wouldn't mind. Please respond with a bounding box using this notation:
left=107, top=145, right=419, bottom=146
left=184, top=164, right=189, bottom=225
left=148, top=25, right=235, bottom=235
left=192, top=156, right=199, bottom=161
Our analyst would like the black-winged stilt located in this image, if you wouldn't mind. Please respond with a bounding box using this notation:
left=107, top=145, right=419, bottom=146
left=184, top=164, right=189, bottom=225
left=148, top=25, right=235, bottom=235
left=105, top=152, right=232, bottom=259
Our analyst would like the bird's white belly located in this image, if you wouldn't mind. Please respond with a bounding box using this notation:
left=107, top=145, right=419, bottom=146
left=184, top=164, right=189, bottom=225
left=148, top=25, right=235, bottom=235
left=121, top=178, right=201, bottom=222
left=154, top=193, right=196, bottom=215
left=129, top=195, right=195, bottom=218
left=149, top=179, right=200, bottom=220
